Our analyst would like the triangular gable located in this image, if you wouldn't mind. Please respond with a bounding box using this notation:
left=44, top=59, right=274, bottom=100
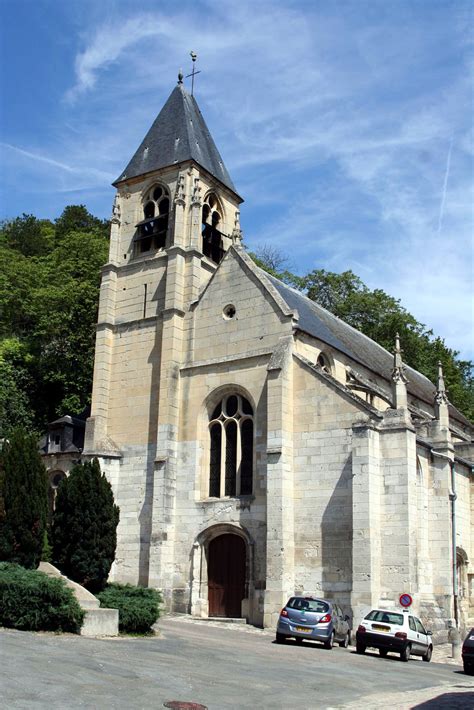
left=192, top=246, right=297, bottom=323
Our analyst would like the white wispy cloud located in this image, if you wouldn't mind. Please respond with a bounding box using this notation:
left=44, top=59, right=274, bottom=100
left=65, top=14, right=175, bottom=103
left=1, top=142, right=114, bottom=181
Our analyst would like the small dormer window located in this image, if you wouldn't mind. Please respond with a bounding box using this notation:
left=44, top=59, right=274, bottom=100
left=135, top=184, right=170, bottom=254
left=202, top=192, right=224, bottom=265
left=317, top=353, right=331, bottom=374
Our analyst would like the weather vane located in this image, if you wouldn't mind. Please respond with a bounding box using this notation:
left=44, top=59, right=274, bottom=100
left=186, top=51, right=201, bottom=96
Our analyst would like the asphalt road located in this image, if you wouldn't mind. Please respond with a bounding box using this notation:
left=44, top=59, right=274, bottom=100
left=1, top=616, right=474, bottom=709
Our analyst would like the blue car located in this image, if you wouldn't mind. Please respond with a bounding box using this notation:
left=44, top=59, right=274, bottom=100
left=276, top=596, right=351, bottom=649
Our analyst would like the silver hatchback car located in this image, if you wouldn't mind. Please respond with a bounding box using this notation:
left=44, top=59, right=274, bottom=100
left=276, top=596, right=351, bottom=649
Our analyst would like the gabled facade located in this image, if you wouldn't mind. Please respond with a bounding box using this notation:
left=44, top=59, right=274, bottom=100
left=81, top=78, right=474, bottom=639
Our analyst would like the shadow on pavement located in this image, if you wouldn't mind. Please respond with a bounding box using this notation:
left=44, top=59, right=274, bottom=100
left=412, top=692, right=474, bottom=708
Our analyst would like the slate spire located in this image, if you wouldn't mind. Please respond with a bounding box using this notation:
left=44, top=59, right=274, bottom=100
left=114, top=81, right=238, bottom=196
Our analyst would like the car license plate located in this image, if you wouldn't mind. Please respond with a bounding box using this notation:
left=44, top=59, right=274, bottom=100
left=295, top=626, right=312, bottom=633
left=372, top=624, right=390, bottom=632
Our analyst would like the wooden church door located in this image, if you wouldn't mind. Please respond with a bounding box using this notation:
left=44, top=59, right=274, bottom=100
left=208, top=534, right=246, bottom=617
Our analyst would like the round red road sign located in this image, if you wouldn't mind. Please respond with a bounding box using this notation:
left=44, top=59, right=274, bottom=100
left=399, top=593, right=413, bottom=608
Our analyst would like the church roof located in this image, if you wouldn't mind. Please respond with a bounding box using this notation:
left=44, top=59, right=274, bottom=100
left=260, top=270, right=470, bottom=427
left=114, top=83, right=238, bottom=196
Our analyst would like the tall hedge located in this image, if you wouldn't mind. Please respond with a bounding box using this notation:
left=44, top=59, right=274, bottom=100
left=0, top=428, right=48, bottom=568
left=51, top=458, right=119, bottom=592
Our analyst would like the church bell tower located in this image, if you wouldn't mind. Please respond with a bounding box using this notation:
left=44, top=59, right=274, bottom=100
left=84, top=74, right=243, bottom=587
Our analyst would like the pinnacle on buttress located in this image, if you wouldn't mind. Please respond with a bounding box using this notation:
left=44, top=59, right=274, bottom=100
left=391, top=332, right=408, bottom=409
left=435, top=361, right=450, bottom=427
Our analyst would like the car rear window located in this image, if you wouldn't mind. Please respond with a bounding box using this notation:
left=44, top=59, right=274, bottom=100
left=287, top=598, right=329, bottom=613
left=365, top=610, right=404, bottom=625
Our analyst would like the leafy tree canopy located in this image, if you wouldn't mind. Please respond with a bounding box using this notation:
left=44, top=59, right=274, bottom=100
left=0, top=206, right=109, bottom=432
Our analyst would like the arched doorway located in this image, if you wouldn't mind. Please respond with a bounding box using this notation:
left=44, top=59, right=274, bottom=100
left=208, top=534, right=246, bottom=617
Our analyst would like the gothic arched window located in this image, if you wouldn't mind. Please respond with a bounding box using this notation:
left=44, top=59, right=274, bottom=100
left=202, top=192, right=224, bottom=265
left=135, top=184, right=170, bottom=254
left=209, top=394, right=254, bottom=498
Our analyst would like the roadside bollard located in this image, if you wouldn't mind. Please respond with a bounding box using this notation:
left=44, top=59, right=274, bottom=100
left=448, top=625, right=461, bottom=660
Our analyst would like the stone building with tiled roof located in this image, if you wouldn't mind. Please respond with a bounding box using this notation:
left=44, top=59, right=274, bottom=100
left=78, top=76, right=473, bottom=641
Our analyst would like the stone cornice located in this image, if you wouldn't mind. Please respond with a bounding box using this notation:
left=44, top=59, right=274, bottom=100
left=96, top=315, right=160, bottom=334
left=181, top=348, right=272, bottom=373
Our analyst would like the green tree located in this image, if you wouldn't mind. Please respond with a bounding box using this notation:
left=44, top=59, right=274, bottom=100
left=0, top=428, right=49, bottom=568
left=0, top=339, right=34, bottom=438
left=52, top=459, right=119, bottom=592
left=55, top=205, right=109, bottom=242
left=0, top=207, right=109, bottom=430
left=0, top=214, right=54, bottom=257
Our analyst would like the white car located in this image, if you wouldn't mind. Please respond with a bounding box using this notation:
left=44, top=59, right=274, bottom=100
left=355, top=608, right=433, bottom=662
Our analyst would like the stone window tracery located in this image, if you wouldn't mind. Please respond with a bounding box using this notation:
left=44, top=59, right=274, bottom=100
left=135, top=184, right=170, bottom=254
left=209, top=394, right=254, bottom=498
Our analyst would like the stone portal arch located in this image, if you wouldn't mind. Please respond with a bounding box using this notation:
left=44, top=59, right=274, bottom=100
left=190, top=523, right=253, bottom=620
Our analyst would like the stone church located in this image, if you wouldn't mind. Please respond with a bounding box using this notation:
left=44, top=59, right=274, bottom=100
left=45, top=76, right=473, bottom=639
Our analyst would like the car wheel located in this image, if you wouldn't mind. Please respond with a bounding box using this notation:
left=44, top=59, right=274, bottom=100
left=422, top=645, right=432, bottom=662
left=400, top=644, right=411, bottom=662
left=324, top=632, right=335, bottom=650
left=356, top=642, right=366, bottom=654
left=379, top=649, right=388, bottom=658
left=339, top=631, right=351, bottom=648
left=464, top=663, right=474, bottom=675
left=276, top=633, right=286, bottom=644
left=295, top=637, right=304, bottom=645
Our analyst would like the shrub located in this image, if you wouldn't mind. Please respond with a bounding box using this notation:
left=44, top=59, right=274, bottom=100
left=51, top=458, right=119, bottom=592
left=96, top=583, right=161, bottom=633
left=0, top=562, right=84, bottom=632
left=0, top=428, right=48, bottom=568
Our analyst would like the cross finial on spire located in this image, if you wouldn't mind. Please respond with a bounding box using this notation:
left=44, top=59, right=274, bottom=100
left=186, top=51, right=201, bottom=96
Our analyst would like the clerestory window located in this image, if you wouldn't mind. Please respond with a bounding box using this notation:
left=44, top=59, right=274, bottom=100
left=208, top=394, right=254, bottom=498
left=202, top=193, right=224, bottom=265
left=135, top=184, right=170, bottom=254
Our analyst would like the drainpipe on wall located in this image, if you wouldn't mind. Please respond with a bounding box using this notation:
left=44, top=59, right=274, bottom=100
left=432, top=449, right=459, bottom=657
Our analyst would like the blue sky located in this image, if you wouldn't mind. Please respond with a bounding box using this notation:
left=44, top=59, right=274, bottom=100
left=1, top=0, right=473, bottom=359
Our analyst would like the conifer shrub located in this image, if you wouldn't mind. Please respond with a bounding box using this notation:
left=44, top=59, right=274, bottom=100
left=0, top=562, right=84, bottom=632
left=51, top=458, right=119, bottom=593
left=0, top=428, right=49, bottom=569
left=96, top=583, right=161, bottom=633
